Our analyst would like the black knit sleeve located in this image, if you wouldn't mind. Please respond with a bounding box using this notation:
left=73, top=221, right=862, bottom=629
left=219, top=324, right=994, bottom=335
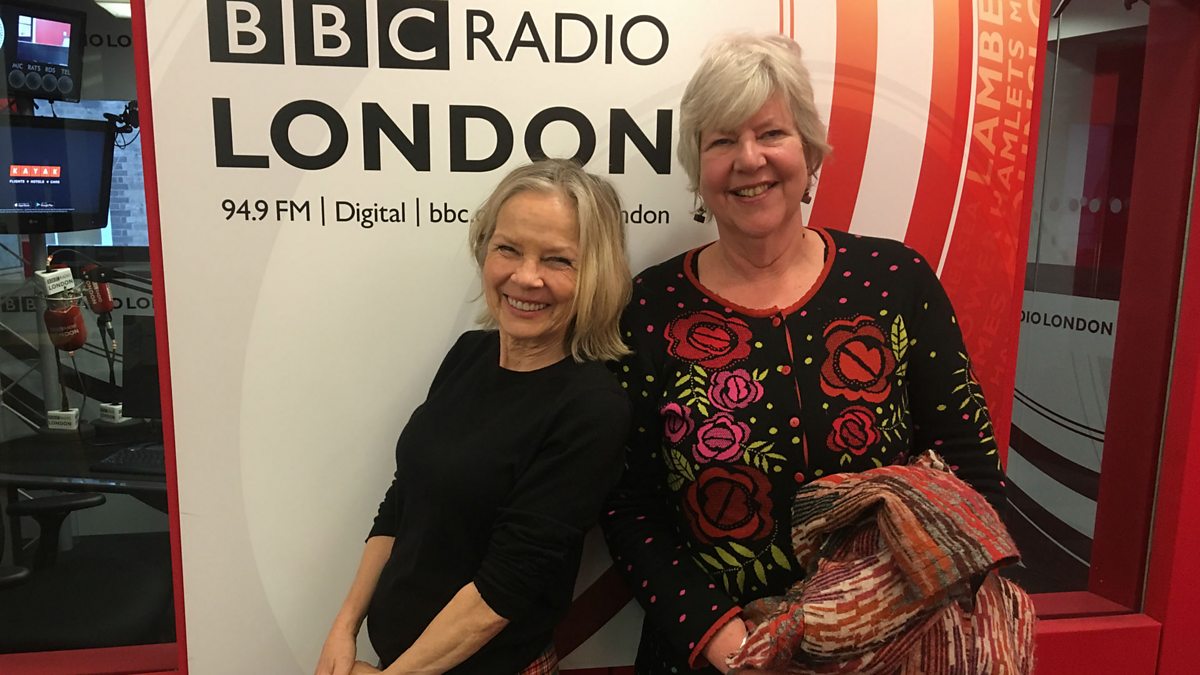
left=368, top=332, right=476, bottom=540
left=601, top=296, right=742, bottom=667
left=904, top=254, right=1007, bottom=511
left=473, top=384, right=630, bottom=620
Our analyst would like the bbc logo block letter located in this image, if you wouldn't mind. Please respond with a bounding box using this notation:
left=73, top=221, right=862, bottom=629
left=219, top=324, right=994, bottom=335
left=378, top=0, right=449, bottom=71
left=294, top=0, right=368, bottom=67
left=208, top=0, right=285, bottom=64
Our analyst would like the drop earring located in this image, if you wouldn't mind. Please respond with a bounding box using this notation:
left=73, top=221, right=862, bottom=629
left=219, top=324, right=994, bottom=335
left=692, top=194, right=708, bottom=223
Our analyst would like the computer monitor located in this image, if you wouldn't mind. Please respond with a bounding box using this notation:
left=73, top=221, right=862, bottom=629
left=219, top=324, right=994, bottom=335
left=0, top=1, right=87, bottom=102
left=0, top=115, right=116, bottom=234
left=121, top=314, right=162, bottom=420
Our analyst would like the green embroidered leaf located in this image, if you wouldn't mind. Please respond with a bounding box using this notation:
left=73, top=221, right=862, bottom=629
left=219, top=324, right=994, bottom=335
left=715, top=546, right=739, bottom=566
left=728, top=542, right=754, bottom=558
left=693, top=364, right=707, bottom=377
left=896, top=363, right=908, bottom=378
left=771, top=545, right=792, bottom=570
left=753, top=560, right=767, bottom=584
left=667, top=473, right=683, bottom=492
left=668, top=449, right=696, bottom=483
left=696, top=402, right=710, bottom=417
left=952, top=383, right=968, bottom=393
left=753, top=368, right=767, bottom=381
left=748, top=440, right=769, bottom=450
left=736, top=568, right=746, bottom=592
left=840, top=454, right=852, bottom=466
left=675, top=374, right=690, bottom=387
left=890, top=315, right=910, bottom=364
left=742, top=450, right=751, bottom=464
left=765, top=452, right=787, bottom=461
left=721, top=574, right=732, bottom=593
left=699, top=553, right=721, bottom=570
left=871, top=457, right=883, bottom=468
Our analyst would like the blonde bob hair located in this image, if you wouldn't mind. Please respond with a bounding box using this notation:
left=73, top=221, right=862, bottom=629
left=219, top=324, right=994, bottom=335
left=677, top=33, right=831, bottom=193
left=468, top=159, right=632, bottom=362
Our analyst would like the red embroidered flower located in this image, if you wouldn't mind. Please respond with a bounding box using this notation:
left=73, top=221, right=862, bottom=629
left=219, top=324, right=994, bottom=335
left=827, top=406, right=880, bottom=456
left=692, top=412, right=749, bottom=464
left=819, top=316, right=896, bottom=402
left=684, top=464, right=775, bottom=544
left=660, top=402, right=694, bottom=445
left=708, top=369, right=764, bottom=411
left=665, top=310, right=753, bottom=369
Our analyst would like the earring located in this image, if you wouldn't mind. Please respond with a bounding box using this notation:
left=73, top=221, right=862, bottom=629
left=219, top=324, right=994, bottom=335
left=802, top=174, right=816, bottom=204
left=692, top=194, right=708, bottom=223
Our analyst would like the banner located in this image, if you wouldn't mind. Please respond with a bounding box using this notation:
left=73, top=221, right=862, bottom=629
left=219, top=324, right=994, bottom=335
left=137, top=1, right=1042, bottom=670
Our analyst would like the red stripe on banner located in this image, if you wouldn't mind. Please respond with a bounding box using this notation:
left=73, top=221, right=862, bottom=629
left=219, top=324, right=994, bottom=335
left=903, top=0, right=973, bottom=266
left=939, top=2, right=1043, bottom=462
left=778, top=0, right=784, bottom=34
left=789, top=0, right=795, bottom=39
left=806, top=0, right=877, bottom=231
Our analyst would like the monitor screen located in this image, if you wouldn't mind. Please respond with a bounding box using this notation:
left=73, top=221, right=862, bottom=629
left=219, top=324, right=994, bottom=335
left=0, top=2, right=86, bottom=102
left=0, top=115, right=115, bottom=234
left=121, top=313, right=162, bottom=420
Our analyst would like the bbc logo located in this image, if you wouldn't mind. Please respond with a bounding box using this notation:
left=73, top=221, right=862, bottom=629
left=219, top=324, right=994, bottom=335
left=206, top=0, right=449, bottom=70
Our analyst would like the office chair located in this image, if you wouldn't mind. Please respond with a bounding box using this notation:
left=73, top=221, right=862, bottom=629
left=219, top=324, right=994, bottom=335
left=0, top=491, right=175, bottom=654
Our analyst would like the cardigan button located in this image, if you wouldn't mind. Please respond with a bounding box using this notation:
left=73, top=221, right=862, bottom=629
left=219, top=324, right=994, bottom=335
left=779, top=364, right=792, bottom=375
left=771, top=316, right=781, bottom=327
left=789, top=416, right=800, bottom=428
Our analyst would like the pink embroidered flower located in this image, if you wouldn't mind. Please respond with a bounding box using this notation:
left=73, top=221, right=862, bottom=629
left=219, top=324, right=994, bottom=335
left=708, top=369, right=764, bottom=411
left=660, top=402, right=694, bottom=445
left=692, top=412, right=749, bottom=464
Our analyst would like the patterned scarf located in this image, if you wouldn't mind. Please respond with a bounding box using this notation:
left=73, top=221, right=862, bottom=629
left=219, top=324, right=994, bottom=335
left=728, top=451, right=1036, bottom=674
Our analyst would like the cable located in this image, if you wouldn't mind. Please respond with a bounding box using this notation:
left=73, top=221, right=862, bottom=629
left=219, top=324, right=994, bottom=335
left=54, top=348, right=69, bottom=411
left=0, top=240, right=32, bottom=266
left=115, top=129, right=141, bottom=149
left=69, top=352, right=89, bottom=416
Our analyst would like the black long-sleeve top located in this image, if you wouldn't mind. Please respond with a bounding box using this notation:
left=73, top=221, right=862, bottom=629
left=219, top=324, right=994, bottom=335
left=366, top=330, right=630, bottom=673
left=601, top=228, right=1006, bottom=673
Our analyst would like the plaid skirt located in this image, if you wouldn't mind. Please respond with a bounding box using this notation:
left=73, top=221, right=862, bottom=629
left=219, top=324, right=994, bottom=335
left=517, top=644, right=559, bottom=675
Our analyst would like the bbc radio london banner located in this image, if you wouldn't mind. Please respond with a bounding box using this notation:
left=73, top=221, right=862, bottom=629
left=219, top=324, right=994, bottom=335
left=136, top=0, right=1044, bottom=671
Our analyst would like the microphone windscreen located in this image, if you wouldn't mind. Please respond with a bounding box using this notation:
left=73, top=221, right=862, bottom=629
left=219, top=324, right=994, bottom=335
left=44, top=304, right=88, bottom=351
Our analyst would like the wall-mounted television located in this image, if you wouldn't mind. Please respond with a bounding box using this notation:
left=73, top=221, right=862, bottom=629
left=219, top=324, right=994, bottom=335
left=0, top=115, right=115, bottom=234
left=0, top=1, right=86, bottom=102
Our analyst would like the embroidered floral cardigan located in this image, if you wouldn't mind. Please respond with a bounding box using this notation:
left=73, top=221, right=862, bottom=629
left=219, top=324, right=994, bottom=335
left=600, top=228, right=1006, bottom=673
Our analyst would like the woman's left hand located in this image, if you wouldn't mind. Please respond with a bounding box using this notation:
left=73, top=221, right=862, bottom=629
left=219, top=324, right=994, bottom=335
left=349, top=661, right=381, bottom=674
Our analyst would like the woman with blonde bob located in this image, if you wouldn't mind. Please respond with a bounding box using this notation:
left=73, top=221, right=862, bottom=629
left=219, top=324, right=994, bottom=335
left=602, top=34, right=1005, bottom=674
left=317, top=159, right=632, bottom=675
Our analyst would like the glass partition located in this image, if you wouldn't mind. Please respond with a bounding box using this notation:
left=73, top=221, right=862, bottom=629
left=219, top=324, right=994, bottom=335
left=0, top=0, right=178, bottom=667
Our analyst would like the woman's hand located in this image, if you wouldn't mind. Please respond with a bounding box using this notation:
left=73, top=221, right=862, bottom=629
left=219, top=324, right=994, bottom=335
left=350, top=661, right=382, bottom=674
left=314, top=627, right=358, bottom=675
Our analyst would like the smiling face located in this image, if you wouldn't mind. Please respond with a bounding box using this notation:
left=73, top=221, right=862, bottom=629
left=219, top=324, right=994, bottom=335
left=483, top=190, right=580, bottom=365
left=698, top=93, right=810, bottom=241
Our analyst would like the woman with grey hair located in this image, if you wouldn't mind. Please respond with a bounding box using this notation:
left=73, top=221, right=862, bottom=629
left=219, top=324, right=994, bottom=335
left=602, top=34, right=1005, bottom=674
left=316, top=159, right=632, bottom=675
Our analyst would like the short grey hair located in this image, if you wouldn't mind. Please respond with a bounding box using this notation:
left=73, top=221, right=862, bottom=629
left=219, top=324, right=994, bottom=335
left=468, top=159, right=632, bottom=362
left=677, top=33, right=831, bottom=193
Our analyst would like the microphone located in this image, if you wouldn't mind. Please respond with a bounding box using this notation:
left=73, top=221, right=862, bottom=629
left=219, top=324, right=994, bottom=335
left=43, top=302, right=88, bottom=352
left=41, top=264, right=87, bottom=353
left=81, top=264, right=115, bottom=314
